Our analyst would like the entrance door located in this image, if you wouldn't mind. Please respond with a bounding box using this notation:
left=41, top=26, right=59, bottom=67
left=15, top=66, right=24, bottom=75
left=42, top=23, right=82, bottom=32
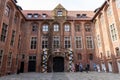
left=28, top=55, right=36, bottom=72
left=53, top=57, right=64, bottom=72
left=20, top=61, right=24, bottom=73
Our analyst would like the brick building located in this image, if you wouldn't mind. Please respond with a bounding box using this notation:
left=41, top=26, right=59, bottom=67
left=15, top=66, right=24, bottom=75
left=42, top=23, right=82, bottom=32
left=0, top=0, right=120, bottom=76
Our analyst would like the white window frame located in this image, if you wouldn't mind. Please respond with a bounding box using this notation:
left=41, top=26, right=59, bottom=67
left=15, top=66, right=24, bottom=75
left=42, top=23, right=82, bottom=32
left=30, top=37, right=37, bottom=49
left=54, top=24, right=59, bottom=31
left=75, top=36, right=82, bottom=49
left=109, top=23, right=117, bottom=41
left=86, top=36, right=94, bottom=49
left=42, top=36, right=48, bottom=49
left=53, top=36, right=60, bottom=49
left=96, top=34, right=101, bottom=47
left=42, top=24, right=48, bottom=32
left=57, top=11, right=63, bottom=16
left=116, top=0, right=120, bottom=8
left=64, top=24, right=70, bottom=32
left=64, top=36, right=71, bottom=48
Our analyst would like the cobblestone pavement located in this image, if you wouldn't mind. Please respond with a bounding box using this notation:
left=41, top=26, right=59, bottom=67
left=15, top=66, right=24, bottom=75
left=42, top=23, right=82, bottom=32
left=0, top=72, right=120, bottom=80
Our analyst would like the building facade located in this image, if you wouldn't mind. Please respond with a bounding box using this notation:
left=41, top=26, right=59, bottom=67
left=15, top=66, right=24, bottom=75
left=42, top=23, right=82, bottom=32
left=0, top=0, right=120, bottom=76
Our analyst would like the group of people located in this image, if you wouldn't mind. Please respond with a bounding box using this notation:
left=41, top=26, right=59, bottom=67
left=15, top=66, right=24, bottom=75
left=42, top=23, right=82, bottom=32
left=74, top=63, right=90, bottom=73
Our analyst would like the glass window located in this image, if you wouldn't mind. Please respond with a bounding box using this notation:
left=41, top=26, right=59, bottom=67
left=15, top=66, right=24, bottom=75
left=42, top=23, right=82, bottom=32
left=89, top=54, right=93, bottom=60
left=116, top=47, right=120, bottom=56
left=96, top=35, right=101, bottom=47
left=27, top=14, right=32, bottom=18
left=32, top=24, right=38, bottom=32
left=85, top=24, right=91, bottom=32
left=110, top=24, right=117, bottom=41
left=75, top=24, right=80, bottom=32
left=10, top=30, right=16, bottom=46
left=53, top=36, right=60, bottom=49
left=5, top=6, right=10, bottom=16
left=57, top=11, right=62, bottom=16
left=64, top=24, right=70, bottom=31
left=64, top=36, right=71, bottom=48
left=33, top=14, right=39, bottom=18
left=0, top=50, right=3, bottom=67
left=31, top=37, right=37, bottom=49
left=7, top=52, right=12, bottom=67
left=42, top=14, right=47, bottom=18
left=116, top=0, right=120, bottom=8
left=0, top=23, right=8, bottom=42
left=14, top=15, right=18, bottom=24
left=107, top=6, right=112, bottom=17
left=42, top=36, right=48, bottom=49
left=75, top=36, right=82, bottom=49
left=86, top=36, right=94, bottom=49
left=42, top=24, right=48, bottom=32
left=54, top=24, right=59, bottom=31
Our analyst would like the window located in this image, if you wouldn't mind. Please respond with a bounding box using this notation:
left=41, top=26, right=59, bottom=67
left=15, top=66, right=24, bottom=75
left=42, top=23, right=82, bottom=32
left=10, top=30, right=16, bottom=46
left=64, top=24, right=70, bottom=31
left=75, top=24, right=80, bottom=32
left=76, top=14, right=81, bottom=18
left=42, top=14, right=47, bottom=18
left=17, top=35, right=21, bottom=49
left=75, top=37, right=82, bottom=49
left=16, top=54, right=18, bottom=65
left=78, top=54, right=82, bottom=60
left=5, top=6, right=10, bottom=16
left=115, top=47, right=120, bottom=56
left=96, top=35, right=101, bottom=47
left=42, top=36, right=48, bottom=49
left=33, top=14, right=39, bottom=18
left=32, top=24, right=38, bottom=32
left=107, top=6, right=112, bottom=17
left=54, top=24, right=59, bottom=31
left=64, top=36, right=71, bottom=48
left=42, top=24, right=48, bottom=32
left=86, top=36, right=94, bottom=49
left=0, top=23, right=8, bottom=42
left=110, top=24, right=117, bottom=41
left=14, top=15, right=18, bottom=24
left=85, top=24, right=91, bottom=32
left=116, top=0, right=120, bottom=8
left=29, top=55, right=36, bottom=61
left=27, top=14, right=32, bottom=18
left=0, top=50, right=3, bottom=67
left=100, top=14, right=104, bottom=24
left=7, top=52, right=12, bottom=67
left=31, top=37, right=37, bottom=49
left=57, top=11, right=62, bottom=16
left=89, top=54, right=93, bottom=60
left=53, top=36, right=60, bottom=49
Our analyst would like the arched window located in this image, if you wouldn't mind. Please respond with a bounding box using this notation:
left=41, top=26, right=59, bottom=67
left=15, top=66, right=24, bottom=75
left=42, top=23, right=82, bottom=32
left=64, top=24, right=70, bottom=31
left=42, top=24, right=48, bottom=32
left=53, top=24, right=59, bottom=31
left=85, top=24, right=91, bottom=32
left=4, top=5, right=10, bottom=17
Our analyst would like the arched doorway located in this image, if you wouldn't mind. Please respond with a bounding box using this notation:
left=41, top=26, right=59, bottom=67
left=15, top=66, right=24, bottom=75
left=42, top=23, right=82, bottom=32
left=53, top=57, right=64, bottom=72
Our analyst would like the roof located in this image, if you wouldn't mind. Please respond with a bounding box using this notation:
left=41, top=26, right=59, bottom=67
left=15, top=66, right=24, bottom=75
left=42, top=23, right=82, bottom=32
left=22, top=10, right=95, bottom=20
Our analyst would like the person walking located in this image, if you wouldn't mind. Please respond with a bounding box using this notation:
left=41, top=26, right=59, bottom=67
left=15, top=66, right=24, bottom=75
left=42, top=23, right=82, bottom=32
left=79, top=63, right=83, bottom=72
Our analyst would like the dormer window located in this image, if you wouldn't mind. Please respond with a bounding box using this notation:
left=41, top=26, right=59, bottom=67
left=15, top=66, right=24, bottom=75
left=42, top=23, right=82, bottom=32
left=27, top=14, right=32, bottom=18
left=42, top=14, right=47, bottom=18
left=81, top=14, right=87, bottom=18
left=76, top=14, right=81, bottom=18
left=57, top=11, right=62, bottom=16
left=33, top=14, right=39, bottom=18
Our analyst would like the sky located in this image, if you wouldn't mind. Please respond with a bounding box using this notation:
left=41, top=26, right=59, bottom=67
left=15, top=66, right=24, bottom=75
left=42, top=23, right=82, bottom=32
left=17, top=0, right=105, bottom=11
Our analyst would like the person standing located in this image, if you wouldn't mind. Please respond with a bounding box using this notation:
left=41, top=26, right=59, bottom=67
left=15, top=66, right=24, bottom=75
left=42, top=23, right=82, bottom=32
left=79, top=63, right=83, bottom=72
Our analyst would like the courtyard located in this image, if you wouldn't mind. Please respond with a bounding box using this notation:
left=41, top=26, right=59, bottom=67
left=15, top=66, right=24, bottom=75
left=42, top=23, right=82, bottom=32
left=0, top=72, right=120, bottom=80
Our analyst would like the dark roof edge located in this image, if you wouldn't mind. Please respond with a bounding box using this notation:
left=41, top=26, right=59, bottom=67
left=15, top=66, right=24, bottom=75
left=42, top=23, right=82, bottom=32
left=92, top=0, right=107, bottom=21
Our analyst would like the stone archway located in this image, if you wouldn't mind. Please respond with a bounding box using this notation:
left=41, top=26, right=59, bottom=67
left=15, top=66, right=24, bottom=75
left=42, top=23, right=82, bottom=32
left=53, top=57, right=64, bottom=72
